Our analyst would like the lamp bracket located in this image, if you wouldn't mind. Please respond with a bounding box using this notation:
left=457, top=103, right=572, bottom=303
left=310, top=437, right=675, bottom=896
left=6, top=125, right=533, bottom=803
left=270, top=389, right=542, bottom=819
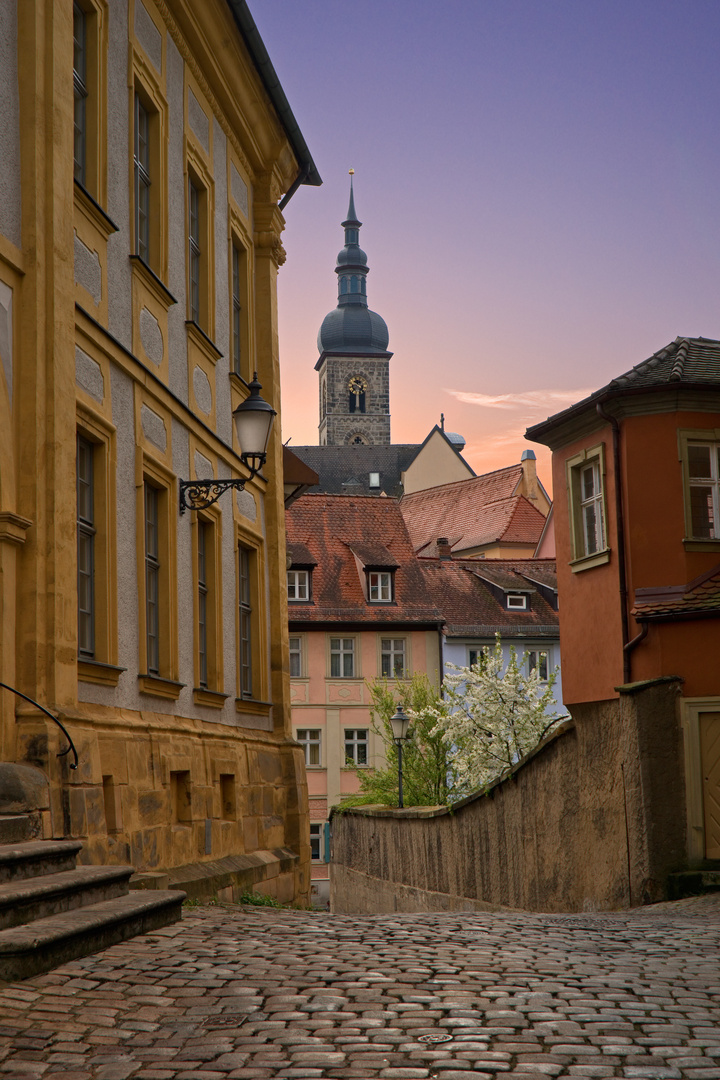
left=179, top=477, right=247, bottom=515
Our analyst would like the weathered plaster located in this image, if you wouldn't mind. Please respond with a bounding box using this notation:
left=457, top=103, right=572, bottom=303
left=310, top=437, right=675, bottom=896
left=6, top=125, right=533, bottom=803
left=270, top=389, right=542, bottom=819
left=230, top=163, right=248, bottom=219
left=134, top=0, right=162, bottom=73
left=75, top=346, right=105, bottom=403
left=0, top=1, right=21, bottom=249
left=166, top=35, right=187, bottom=404
left=74, top=233, right=103, bottom=305
left=140, top=404, right=167, bottom=451
left=0, top=282, right=13, bottom=407
left=188, top=87, right=209, bottom=152
left=192, top=365, right=212, bottom=415
left=140, top=307, right=164, bottom=365
left=107, top=0, right=131, bottom=347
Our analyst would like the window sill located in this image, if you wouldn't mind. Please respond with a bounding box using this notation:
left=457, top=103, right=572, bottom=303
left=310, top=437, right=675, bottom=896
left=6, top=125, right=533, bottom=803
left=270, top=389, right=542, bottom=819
left=569, top=548, right=611, bottom=573
left=683, top=538, right=720, bottom=552
left=78, top=659, right=126, bottom=687
left=129, top=255, right=177, bottom=308
left=138, top=674, right=185, bottom=699
left=235, top=697, right=272, bottom=717
left=193, top=687, right=231, bottom=709
left=74, top=181, right=119, bottom=239
left=186, top=319, right=222, bottom=363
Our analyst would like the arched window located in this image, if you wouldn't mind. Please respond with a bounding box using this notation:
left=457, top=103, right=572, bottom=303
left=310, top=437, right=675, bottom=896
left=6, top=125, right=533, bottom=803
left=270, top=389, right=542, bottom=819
left=340, top=277, right=347, bottom=295
left=350, top=276, right=358, bottom=294
left=348, top=376, right=367, bottom=414
left=348, top=433, right=367, bottom=446
left=321, top=380, right=327, bottom=419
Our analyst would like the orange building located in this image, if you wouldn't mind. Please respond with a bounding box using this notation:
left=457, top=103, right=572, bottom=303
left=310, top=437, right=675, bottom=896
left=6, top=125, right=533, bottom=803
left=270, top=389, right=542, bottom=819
left=527, top=336, right=720, bottom=866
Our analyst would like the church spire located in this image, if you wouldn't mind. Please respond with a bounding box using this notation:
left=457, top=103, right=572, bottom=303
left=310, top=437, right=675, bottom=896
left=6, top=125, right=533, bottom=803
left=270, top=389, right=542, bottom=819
left=335, top=169, right=369, bottom=308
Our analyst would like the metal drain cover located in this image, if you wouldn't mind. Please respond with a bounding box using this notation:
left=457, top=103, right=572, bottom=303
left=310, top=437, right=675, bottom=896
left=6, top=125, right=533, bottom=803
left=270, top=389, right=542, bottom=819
left=418, top=1033, right=453, bottom=1044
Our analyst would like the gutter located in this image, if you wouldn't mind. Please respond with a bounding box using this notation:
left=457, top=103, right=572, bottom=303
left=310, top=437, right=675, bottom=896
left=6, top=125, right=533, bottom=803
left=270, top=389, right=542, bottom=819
left=224, top=0, right=322, bottom=203
left=596, top=402, right=632, bottom=682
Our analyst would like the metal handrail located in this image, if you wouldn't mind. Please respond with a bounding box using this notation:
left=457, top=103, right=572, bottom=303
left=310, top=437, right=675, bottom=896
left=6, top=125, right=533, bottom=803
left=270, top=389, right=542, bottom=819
left=0, top=682, right=79, bottom=770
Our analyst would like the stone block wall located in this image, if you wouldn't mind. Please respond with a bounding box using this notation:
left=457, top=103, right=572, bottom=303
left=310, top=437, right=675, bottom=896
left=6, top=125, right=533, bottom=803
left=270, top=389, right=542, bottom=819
left=331, top=677, right=687, bottom=913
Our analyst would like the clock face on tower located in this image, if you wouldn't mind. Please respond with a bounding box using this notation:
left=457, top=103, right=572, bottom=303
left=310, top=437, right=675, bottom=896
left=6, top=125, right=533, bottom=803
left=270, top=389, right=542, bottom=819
left=348, top=376, right=368, bottom=414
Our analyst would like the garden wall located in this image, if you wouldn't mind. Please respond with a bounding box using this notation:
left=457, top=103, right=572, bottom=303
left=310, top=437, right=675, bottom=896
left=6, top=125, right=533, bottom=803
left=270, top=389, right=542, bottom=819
left=330, top=677, right=688, bottom=913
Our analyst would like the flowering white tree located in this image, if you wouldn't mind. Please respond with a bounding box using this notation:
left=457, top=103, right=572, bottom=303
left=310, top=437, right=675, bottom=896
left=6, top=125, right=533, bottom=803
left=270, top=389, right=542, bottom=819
left=429, top=635, right=564, bottom=794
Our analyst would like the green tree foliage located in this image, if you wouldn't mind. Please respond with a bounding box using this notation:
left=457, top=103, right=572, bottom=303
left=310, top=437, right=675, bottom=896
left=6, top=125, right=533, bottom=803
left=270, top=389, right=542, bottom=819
left=340, top=674, right=457, bottom=809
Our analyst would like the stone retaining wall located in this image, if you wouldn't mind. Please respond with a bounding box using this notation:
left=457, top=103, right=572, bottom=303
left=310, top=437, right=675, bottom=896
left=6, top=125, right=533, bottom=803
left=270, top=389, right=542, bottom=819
left=331, top=677, right=688, bottom=913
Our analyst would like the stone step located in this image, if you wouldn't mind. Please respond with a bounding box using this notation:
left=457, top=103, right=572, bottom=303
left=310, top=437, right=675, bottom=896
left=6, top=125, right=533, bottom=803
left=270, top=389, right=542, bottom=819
left=0, top=865, right=134, bottom=930
left=0, top=889, right=185, bottom=983
left=0, top=840, right=82, bottom=884
left=0, top=815, right=34, bottom=845
left=667, top=869, right=720, bottom=901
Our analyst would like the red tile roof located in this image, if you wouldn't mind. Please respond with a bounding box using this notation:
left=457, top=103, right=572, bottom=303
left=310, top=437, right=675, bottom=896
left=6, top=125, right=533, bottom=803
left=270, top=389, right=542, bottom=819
left=400, top=467, right=547, bottom=556
left=632, top=562, right=720, bottom=621
left=285, top=494, right=442, bottom=625
left=421, top=558, right=559, bottom=638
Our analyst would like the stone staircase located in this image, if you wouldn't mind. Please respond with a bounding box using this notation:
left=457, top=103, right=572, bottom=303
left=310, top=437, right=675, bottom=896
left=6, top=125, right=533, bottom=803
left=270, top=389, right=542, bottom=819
left=0, top=825, right=185, bottom=983
left=667, top=863, right=720, bottom=901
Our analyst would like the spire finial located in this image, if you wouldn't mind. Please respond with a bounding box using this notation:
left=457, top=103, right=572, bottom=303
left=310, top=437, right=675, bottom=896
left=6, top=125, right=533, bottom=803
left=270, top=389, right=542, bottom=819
left=345, top=169, right=359, bottom=225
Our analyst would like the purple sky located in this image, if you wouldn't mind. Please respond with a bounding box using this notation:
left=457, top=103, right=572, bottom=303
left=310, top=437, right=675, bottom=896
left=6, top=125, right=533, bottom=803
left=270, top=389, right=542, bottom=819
left=252, top=1, right=720, bottom=489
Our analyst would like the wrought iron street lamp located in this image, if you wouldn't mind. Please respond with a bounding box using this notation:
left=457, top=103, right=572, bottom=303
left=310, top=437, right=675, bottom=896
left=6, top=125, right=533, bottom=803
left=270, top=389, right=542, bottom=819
left=179, top=373, right=276, bottom=514
left=390, top=704, right=411, bottom=809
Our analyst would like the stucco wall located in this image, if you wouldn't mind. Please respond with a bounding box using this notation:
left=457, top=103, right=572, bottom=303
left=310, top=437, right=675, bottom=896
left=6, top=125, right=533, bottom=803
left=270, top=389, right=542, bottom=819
left=331, top=676, right=687, bottom=913
left=0, top=1, right=21, bottom=250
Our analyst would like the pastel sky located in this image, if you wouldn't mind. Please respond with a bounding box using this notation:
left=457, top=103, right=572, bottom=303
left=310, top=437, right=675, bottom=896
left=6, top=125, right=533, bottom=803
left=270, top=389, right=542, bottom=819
left=252, top=1, right=720, bottom=491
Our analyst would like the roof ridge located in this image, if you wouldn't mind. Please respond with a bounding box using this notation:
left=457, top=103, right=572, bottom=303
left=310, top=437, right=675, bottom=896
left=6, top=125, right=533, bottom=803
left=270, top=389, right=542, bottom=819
left=669, top=337, right=690, bottom=382
left=401, top=463, right=521, bottom=502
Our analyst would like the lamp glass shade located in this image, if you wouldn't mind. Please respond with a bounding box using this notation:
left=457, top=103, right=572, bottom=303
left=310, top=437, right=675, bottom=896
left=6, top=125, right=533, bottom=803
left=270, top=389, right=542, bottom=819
left=232, top=375, right=276, bottom=461
left=389, top=705, right=410, bottom=743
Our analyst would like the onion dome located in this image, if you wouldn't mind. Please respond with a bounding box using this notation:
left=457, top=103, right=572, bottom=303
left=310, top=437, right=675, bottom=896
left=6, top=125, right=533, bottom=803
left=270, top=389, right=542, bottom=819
left=317, top=175, right=389, bottom=355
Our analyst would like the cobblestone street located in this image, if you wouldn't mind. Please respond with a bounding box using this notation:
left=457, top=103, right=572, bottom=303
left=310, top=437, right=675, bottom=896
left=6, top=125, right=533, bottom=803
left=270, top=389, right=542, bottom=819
left=0, top=896, right=719, bottom=1080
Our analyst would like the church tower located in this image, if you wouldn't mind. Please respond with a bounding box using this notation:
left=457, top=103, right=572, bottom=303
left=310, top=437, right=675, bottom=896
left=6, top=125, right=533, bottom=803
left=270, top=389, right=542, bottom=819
left=316, top=175, right=392, bottom=446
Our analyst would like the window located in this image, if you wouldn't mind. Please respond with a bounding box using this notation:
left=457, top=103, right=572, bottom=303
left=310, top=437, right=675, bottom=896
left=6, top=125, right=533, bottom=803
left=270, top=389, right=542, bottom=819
left=368, top=571, right=393, bottom=603
left=468, top=647, right=488, bottom=668
left=297, top=729, right=321, bottom=767
left=134, top=94, right=151, bottom=262
left=567, top=445, right=609, bottom=568
left=77, top=435, right=95, bottom=658
left=73, top=4, right=88, bottom=185
left=344, top=729, right=369, bottom=766
left=309, top=823, right=324, bottom=862
left=507, top=594, right=527, bottom=610
left=687, top=442, right=720, bottom=539
left=381, top=638, right=405, bottom=679
left=289, top=636, right=303, bottom=678
left=287, top=569, right=309, bottom=601
left=579, top=461, right=605, bottom=555
left=197, top=521, right=209, bottom=688
left=144, top=483, right=160, bottom=676
left=528, top=650, right=549, bottom=682
left=330, top=638, right=355, bottom=678
left=231, top=242, right=244, bottom=376
left=188, top=178, right=201, bottom=323
left=238, top=545, right=252, bottom=698
left=369, top=472, right=380, bottom=488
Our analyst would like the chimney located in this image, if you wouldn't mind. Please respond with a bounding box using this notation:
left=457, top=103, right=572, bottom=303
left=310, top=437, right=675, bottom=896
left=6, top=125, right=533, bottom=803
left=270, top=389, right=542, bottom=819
left=437, top=537, right=452, bottom=560
left=520, top=448, right=539, bottom=505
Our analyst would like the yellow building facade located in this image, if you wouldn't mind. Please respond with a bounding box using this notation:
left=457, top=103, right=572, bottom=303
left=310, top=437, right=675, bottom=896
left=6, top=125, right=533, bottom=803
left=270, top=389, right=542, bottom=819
left=0, top=0, right=319, bottom=902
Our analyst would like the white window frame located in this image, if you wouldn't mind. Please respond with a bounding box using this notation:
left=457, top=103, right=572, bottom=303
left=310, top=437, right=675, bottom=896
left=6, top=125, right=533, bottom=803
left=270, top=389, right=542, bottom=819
left=368, top=570, right=393, bottom=603
left=528, top=649, right=549, bottom=682
left=287, top=569, right=310, bottom=602
left=309, top=822, right=323, bottom=861
left=686, top=439, right=720, bottom=540
left=297, top=728, right=321, bottom=767
left=468, top=646, right=488, bottom=668
left=566, top=443, right=610, bottom=571
left=380, top=638, right=406, bottom=679
left=344, top=729, right=369, bottom=767
left=506, top=594, right=527, bottom=610
left=289, top=635, right=303, bottom=678
left=330, top=637, right=355, bottom=678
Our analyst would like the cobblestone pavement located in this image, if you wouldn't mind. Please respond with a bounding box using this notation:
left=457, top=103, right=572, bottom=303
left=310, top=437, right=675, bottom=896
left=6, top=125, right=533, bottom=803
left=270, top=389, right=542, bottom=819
left=0, top=895, right=719, bottom=1080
